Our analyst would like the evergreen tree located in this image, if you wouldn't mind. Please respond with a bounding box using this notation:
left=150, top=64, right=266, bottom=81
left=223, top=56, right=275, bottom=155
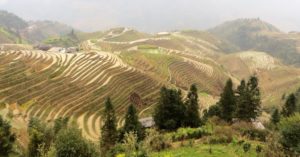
left=235, top=79, right=248, bottom=120
left=246, top=76, right=261, bottom=119
left=184, top=84, right=201, bottom=127
left=121, top=104, right=144, bottom=141
left=281, top=93, right=297, bottom=117
left=219, top=79, right=236, bottom=122
left=55, top=127, right=97, bottom=157
left=154, top=86, right=185, bottom=131
left=235, top=76, right=261, bottom=121
left=0, top=115, right=15, bottom=156
left=100, top=97, right=118, bottom=156
left=271, top=108, right=280, bottom=124
left=28, top=118, right=54, bottom=157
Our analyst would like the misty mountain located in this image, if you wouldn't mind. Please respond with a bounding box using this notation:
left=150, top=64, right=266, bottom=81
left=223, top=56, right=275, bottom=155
left=0, top=10, right=75, bottom=45
left=210, top=18, right=300, bottom=65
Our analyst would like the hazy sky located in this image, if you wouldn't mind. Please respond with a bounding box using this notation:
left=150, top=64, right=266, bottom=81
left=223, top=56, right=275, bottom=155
left=0, top=0, right=300, bottom=32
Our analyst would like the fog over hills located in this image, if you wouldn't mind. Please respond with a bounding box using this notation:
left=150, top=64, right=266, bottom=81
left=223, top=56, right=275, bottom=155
left=1, top=0, right=300, bottom=32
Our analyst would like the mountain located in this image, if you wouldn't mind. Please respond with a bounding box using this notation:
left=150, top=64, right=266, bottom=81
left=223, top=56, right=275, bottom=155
left=0, top=26, right=20, bottom=44
left=210, top=18, right=300, bottom=65
left=0, top=10, right=28, bottom=31
left=22, top=20, right=74, bottom=44
left=2, top=27, right=300, bottom=141
left=1, top=11, right=300, bottom=142
left=0, top=10, right=76, bottom=45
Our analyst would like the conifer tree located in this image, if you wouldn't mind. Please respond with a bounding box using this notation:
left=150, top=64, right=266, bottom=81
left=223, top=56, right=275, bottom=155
left=281, top=93, right=297, bottom=117
left=100, top=97, right=118, bottom=156
left=219, top=79, right=236, bottom=122
left=246, top=76, right=261, bottom=119
left=235, top=76, right=261, bottom=121
left=271, top=108, right=280, bottom=124
left=121, top=104, right=144, bottom=141
left=0, top=115, right=15, bottom=156
left=235, top=79, right=248, bottom=120
left=184, top=84, right=201, bottom=127
left=154, top=86, right=185, bottom=131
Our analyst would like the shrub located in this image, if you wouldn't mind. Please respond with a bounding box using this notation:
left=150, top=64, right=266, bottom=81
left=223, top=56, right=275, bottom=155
left=0, top=115, right=16, bottom=156
left=243, top=143, right=251, bottom=153
left=55, top=127, right=98, bottom=157
left=143, top=129, right=171, bottom=152
left=279, top=113, right=300, bottom=155
left=242, top=128, right=268, bottom=142
left=232, top=121, right=268, bottom=142
left=208, top=126, right=235, bottom=144
left=122, top=132, right=147, bottom=157
left=256, top=145, right=263, bottom=154
left=263, top=133, right=285, bottom=157
left=169, top=127, right=210, bottom=142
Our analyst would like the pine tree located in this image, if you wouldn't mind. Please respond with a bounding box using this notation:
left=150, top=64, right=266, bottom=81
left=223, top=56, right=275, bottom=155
left=235, top=76, right=261, bottom=121
left=235, top=79, right=248, bottom=120
left=219, top=79, right=236, bottom=122
left=154, top=86, right=185, bottom=131
left=281, top=93, right=297, bottom=117
left=271, top=108, right=280, bottom=124
left=100, top=97, right=118, bottom=156
left=121, top=104, right=144, bottom=141
left=0, top=115, right=15, bottom=156
left=246, top=76, right=261, bottom=120
left=184, top=84, right=201, bottom=127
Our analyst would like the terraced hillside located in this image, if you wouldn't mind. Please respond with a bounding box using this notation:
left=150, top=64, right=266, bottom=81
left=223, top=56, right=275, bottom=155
left=0, top=29, right=237, bottom=141
left=219, top=51, right=300, bottom=111
left=0, top=49, right=164, bottom=140
left=1, top=23, right=300, bottom=143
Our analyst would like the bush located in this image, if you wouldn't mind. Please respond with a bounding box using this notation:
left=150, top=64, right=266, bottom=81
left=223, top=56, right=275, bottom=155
left=263, top=133, right=285, bottom=157
left=256, top=145, right=263, bottom=154
left=243, top=143, right=251, bottom=153
left=242, top=128, right=268, bottom=142
left=208, top=126, right=235, bottom=144
left=168, top=127, right=210, bottom=142
left=279, top=113, right=300, bottom=155
left=232, top=121, right=268, bottom=142
left=122, top=132, right=147, bottom=157
left=143, top=129, right=171, bottom=152
left=0, top=115, right=15, bottom=156
left=55, top=127, right=98, bottom=157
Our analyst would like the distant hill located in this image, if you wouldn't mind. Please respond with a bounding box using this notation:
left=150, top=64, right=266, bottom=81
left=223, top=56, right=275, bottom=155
left=22, top=21, right=74, bottom=43
left=0, top=10, right=76, bottom=45
left=0, top=26, right=20, bottom=44
left=210, top=18, right=300, bottom=65
left=0, top=10, right=28, bottom=31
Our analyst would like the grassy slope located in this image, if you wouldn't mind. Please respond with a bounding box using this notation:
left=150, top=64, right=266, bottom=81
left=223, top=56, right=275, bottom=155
left=151, top=143, right=260, bottom=157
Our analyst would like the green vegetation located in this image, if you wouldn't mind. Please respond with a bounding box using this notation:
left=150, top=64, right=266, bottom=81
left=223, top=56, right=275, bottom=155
left=119, top=104, right=144, bottom=141
left=43, top=30, right=79, bottom=47
left=100, top=98, right=118, bottom=156
left=151, top=142, right=260, bottom=157
left=279, top=113, right=300, bottom=155
left=153, top=86, right=185, bottom=131
left=235, top=76, right=261, bottom=121
left=0, top=115, right=16, bottom=156
left=218, top=79, right=235, bottom=122
left=183, top=84, right=201, bottom=127
left=281, top=93, right=297, bottom=117
left=55, top=127, right=98, bottom=157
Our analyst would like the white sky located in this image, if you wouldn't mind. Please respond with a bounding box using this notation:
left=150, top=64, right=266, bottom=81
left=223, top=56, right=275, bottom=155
left=0, top=0, right=299, bottom=32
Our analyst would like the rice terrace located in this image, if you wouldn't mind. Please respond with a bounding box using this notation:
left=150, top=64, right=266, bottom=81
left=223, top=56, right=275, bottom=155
left=0, top=1, right=300, bottom=157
